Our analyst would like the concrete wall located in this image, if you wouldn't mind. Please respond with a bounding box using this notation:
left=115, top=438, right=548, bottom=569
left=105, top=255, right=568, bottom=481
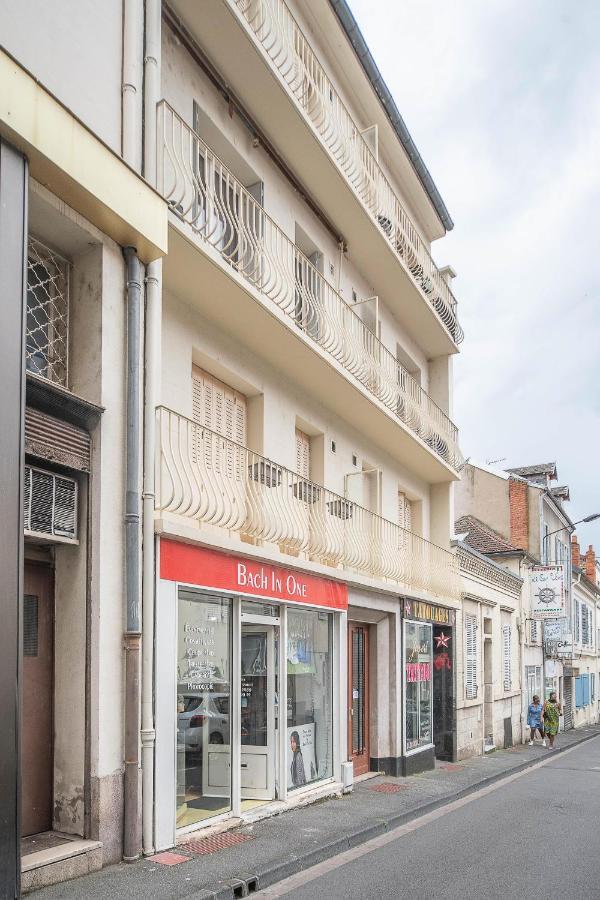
left=455, top=465, right=511, bottom=540
left=0, top=0, right=123, bottom=153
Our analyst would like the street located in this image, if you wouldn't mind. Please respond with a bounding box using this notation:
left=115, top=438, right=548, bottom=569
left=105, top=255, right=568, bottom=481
left=260, top=737, right=600, bottom=900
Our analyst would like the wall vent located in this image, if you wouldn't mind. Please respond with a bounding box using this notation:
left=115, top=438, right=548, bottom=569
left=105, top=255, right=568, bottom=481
left=24, top=464, right=78, bottom=542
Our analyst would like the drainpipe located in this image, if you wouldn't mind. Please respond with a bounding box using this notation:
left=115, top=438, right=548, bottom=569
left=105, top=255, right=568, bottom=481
left=123, top=247, right=142, bottom=862
left=122, top=0, right=144, bottom=171
left=141, top=0, right=162, bottom=856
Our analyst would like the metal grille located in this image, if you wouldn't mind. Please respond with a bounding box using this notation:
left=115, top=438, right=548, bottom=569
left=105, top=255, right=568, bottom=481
left=180, top=833, right=253, bottom=854
left=352, top=627, right=365, bottom=754
left=369, top=783, right=407, bottom=793
left=26, top=238, right=69, bottom=386
left=23, top=595, right=39, bottom=657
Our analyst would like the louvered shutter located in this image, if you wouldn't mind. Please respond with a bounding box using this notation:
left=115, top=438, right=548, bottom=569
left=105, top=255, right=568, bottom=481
left=530, top=619, right=540, bottom=644
left=575, top=676, right=583, bottom=708
left=575, top=601, right=581, bottom=643
left=465, top=615, right=478, bottom=699
left=503, top=624, right=512, bottom=691
left=192, top=367, right=247, bottom=479
left=398, top=491, right=412, bottom=531
left=295, top=429, right=310, bottom=479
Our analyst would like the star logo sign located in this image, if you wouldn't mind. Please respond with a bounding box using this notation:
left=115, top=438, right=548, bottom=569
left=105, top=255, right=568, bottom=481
left=435, top=631, right=450, bottom=649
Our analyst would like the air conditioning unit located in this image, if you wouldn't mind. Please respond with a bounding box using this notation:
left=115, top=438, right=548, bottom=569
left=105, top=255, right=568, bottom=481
left=24, top=464, right=78, bottom=543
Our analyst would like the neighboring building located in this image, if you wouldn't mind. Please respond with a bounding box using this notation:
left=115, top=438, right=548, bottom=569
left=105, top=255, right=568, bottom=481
left=456, top=461, right=578, bottom=738
left=1, top=0, right=464, bottom=888
left=571, top=538, right=600, bottom=727
left=453, top=536, right=523, bottom=758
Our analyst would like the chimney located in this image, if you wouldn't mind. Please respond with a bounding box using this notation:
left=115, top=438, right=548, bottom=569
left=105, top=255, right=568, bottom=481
left=585, top=545, right=596, bottom=585
left=571, top=534, right=581, bottom=568
left=509, top=478, right=529, bottom=550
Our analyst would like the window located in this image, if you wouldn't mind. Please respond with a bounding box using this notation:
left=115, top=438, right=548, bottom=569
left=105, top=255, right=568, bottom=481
left=404, top=621, right=433, bottom=751
left=575, top=600, right=581, bottom=644
left=502, top=624, right=512, bottom=691
left=287, top=608, right=333, bottom=789
left=176, top=590, right=232, bottom=828
left=295, top=429, right=310, bottom=479
left=465, top=615, right=478, bottom=700
left=581, top=604, right=593, bottom=647
left=525, top=665, right=542, bottom=706
left=191, top=366, right=247, bottom=479
left=26, top=239, right=69, bottom=386
left=529, top=619, right=541, bottom=644
left=591, top=673, right=596, bottom=703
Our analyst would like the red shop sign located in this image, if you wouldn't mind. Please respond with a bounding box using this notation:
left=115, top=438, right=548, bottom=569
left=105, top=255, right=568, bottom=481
left=160, top=540, right=348, bottom=611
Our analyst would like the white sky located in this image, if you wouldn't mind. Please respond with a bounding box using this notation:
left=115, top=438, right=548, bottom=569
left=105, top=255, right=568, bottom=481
left=348, top=0, right=600, bottom=549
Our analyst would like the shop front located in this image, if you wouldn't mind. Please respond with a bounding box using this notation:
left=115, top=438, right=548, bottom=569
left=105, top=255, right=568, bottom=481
left=401, top=598, right=456, bottom=774
left=155, top=540, right=347, bottom=849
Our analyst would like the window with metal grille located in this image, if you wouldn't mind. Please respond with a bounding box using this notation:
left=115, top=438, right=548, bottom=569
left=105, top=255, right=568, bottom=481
left=465, top=614, right=478, bottom=699
left=23, top=595, right=39, bottom=656
left=503, top=624, right=512, bottom=691
left=26, top=238, right=69, bottom=386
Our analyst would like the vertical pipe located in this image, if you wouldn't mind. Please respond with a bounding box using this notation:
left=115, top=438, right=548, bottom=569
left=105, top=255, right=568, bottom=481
left=123, top=246, right=142, bottom=862
left=141, top=0, right=162, bottom=856
left=122, top=0, right=144, bottom=171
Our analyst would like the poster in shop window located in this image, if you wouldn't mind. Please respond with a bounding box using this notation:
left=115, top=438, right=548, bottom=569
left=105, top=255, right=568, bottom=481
left=530, top=565, right=565, bottom=619
left=287, top=723, right=316, bottom=789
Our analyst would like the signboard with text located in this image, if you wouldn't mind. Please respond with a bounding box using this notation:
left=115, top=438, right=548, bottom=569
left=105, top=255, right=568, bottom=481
left=530, top=565, right=565, bottom=619
left=161, top=540, right=348, bottom=610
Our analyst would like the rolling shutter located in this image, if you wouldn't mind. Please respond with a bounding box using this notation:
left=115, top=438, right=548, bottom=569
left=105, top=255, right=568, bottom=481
left=295, top=429, right=310, bottom=479
left=503, top=624, right=512, bottom=691
left=465, top=614, right=478, bottom=699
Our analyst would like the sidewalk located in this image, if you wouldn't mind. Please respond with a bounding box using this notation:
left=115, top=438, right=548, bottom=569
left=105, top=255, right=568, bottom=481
left=31, top=725, right=600, bottom=899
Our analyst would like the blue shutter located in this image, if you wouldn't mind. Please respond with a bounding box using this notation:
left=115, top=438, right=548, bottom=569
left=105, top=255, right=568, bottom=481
left=575, top=676, right=583, bottom=708
left=582, top=674, right=590, bottom=707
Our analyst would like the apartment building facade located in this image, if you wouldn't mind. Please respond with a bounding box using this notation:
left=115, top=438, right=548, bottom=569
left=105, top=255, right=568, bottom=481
left=1, top=0, right=464, bottom=887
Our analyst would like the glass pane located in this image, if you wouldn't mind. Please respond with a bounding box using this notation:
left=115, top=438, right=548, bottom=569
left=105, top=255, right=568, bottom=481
left=241, top=630, right=268, bottom=747
left=404, top=620, right=432, bottom=751
left=241, top=600, right=279, bottom=618
left=287, top=609, right=333, bottom=790
left=177, top=590, right=231, bottom=828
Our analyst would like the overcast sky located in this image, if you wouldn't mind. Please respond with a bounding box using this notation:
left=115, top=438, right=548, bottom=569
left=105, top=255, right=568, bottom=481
left=349, top=0, right=600, bottom=549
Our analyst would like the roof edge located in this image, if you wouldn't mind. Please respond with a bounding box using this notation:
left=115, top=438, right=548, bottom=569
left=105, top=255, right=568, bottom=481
left=328, top=0, right=454, bottom=232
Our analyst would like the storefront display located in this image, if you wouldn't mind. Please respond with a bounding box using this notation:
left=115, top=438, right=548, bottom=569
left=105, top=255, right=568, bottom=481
left=286, top=608, right=333, bottom=790
left=404, top=620, right=433, bottom=752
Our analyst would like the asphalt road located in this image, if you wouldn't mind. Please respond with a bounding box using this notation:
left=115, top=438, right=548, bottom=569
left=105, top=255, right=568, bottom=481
left=259, top=737, right=600, bottom=900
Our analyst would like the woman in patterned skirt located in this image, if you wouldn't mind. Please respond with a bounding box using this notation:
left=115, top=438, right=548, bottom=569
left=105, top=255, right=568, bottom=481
left=542, top=691, right=561, bottom=749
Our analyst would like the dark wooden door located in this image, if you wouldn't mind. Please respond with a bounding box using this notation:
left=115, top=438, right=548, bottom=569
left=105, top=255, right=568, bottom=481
left=348, top=623, right=369, bottom=776
left=22, top=564, right=54, bottom=836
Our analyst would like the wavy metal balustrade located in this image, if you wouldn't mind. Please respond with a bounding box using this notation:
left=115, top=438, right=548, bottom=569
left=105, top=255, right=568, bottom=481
left=228, top=0, right=463, bottom=345
left=156, top=407, right=460, bottom=600
left=158, top=102, right=462, bottom=471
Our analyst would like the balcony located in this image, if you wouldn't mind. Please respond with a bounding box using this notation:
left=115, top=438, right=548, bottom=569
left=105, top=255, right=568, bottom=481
left=158, top=102, right=462, bottom=474
left=156, top=407, right=460, bottom=600
left=166, top=0, right=463, bottom=354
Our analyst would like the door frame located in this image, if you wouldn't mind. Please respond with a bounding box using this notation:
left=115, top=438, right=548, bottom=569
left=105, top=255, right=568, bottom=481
left=347, top=621, right=370, bottom=776
left=240, top=622, right=277, bottom=801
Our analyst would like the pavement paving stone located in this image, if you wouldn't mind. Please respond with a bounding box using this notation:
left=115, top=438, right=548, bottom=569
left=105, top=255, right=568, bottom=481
left=30, top=724, right=600, bottom=899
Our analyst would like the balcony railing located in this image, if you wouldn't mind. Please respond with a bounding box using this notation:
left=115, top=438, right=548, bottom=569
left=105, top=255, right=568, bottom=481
left=156, top=407, right=460, bottom=600
left=158, top=102, right=462, bottom=471
left=230, top=0, right=463, bottom=344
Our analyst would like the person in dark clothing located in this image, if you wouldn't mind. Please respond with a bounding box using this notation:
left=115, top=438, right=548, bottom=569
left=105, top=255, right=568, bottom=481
left=290, top=730, right=306, bottom=786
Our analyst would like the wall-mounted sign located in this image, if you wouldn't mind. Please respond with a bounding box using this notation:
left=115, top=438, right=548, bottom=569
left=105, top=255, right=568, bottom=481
left=403, top=598, right=456, bottom=626
left=161, top=540, right=348, bottom=610
left=530, top=566, right=565, bottom=619
left=543, top=618, right=568, bottom=640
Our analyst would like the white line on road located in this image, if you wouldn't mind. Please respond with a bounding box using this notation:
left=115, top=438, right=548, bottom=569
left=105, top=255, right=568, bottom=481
left=257, top=737, right=599, bottom=897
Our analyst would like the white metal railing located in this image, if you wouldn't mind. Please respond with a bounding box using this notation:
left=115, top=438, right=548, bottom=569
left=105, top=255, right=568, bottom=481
left=230, top=0, right=463, bottom=345
left=156, top=407, right=460, bottom=600
left=158, top=102, right=462, bottom=471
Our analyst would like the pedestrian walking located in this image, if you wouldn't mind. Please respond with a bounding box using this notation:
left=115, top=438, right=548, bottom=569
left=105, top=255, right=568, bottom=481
left=542, top=691, right=561, bottom=749
left=527, top=695, right=546, bottom=746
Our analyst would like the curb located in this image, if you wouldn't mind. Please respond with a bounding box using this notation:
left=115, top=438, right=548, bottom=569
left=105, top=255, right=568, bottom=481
left=196, top=729, right=600, bottom=899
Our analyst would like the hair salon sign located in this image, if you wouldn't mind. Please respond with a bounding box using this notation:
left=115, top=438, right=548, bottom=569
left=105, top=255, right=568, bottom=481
left=530, top=565, right=565, bottom=619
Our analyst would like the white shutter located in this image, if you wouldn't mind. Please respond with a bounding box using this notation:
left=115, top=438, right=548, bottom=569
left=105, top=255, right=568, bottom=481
left=465, top=615, right=478, bottom=699
left=295, top=429, right=310, bottom=479
left=503, top=624, right=512, bottom=691
left=192, top=366, right=247, bottom=479
left=530, top=619, right=540, bottom=644
left=398, top=491, right=412, bottom=532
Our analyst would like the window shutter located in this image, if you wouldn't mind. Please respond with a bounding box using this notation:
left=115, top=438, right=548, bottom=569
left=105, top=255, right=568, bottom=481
left=398, top=491, right=412, bottom=532
left=503, top=624, right=512, bottom=691
left=575, top=600, right=581, bottom=643
left=582, top=674, right=590, bottom=707
left=465, top=615, right=478, bottom=699
left=530, top=619, right=540, bottom=644
left=192, top=367, right=247, bottom=478
left=295, top=429, right=310, bottom=479
left=575, top=676, right=583, bottom=709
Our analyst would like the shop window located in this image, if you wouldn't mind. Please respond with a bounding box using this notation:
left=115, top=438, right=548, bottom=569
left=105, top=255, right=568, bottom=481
left=404, top=620, right=433, bottom=752
left=176, top=590, right=232, bottom=829
left=287, top=608, right=333, bottom=790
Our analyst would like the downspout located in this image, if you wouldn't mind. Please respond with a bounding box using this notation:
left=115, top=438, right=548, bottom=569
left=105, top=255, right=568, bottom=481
left=123, top=247, right=142, bottom=862
left=122, top=0, right=144, bottom=171
left=141, top=0, right=162, bottom=856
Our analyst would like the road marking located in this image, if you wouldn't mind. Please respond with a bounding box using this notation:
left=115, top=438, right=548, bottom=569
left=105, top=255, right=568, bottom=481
left=257, top=737, right=599, bottom=897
